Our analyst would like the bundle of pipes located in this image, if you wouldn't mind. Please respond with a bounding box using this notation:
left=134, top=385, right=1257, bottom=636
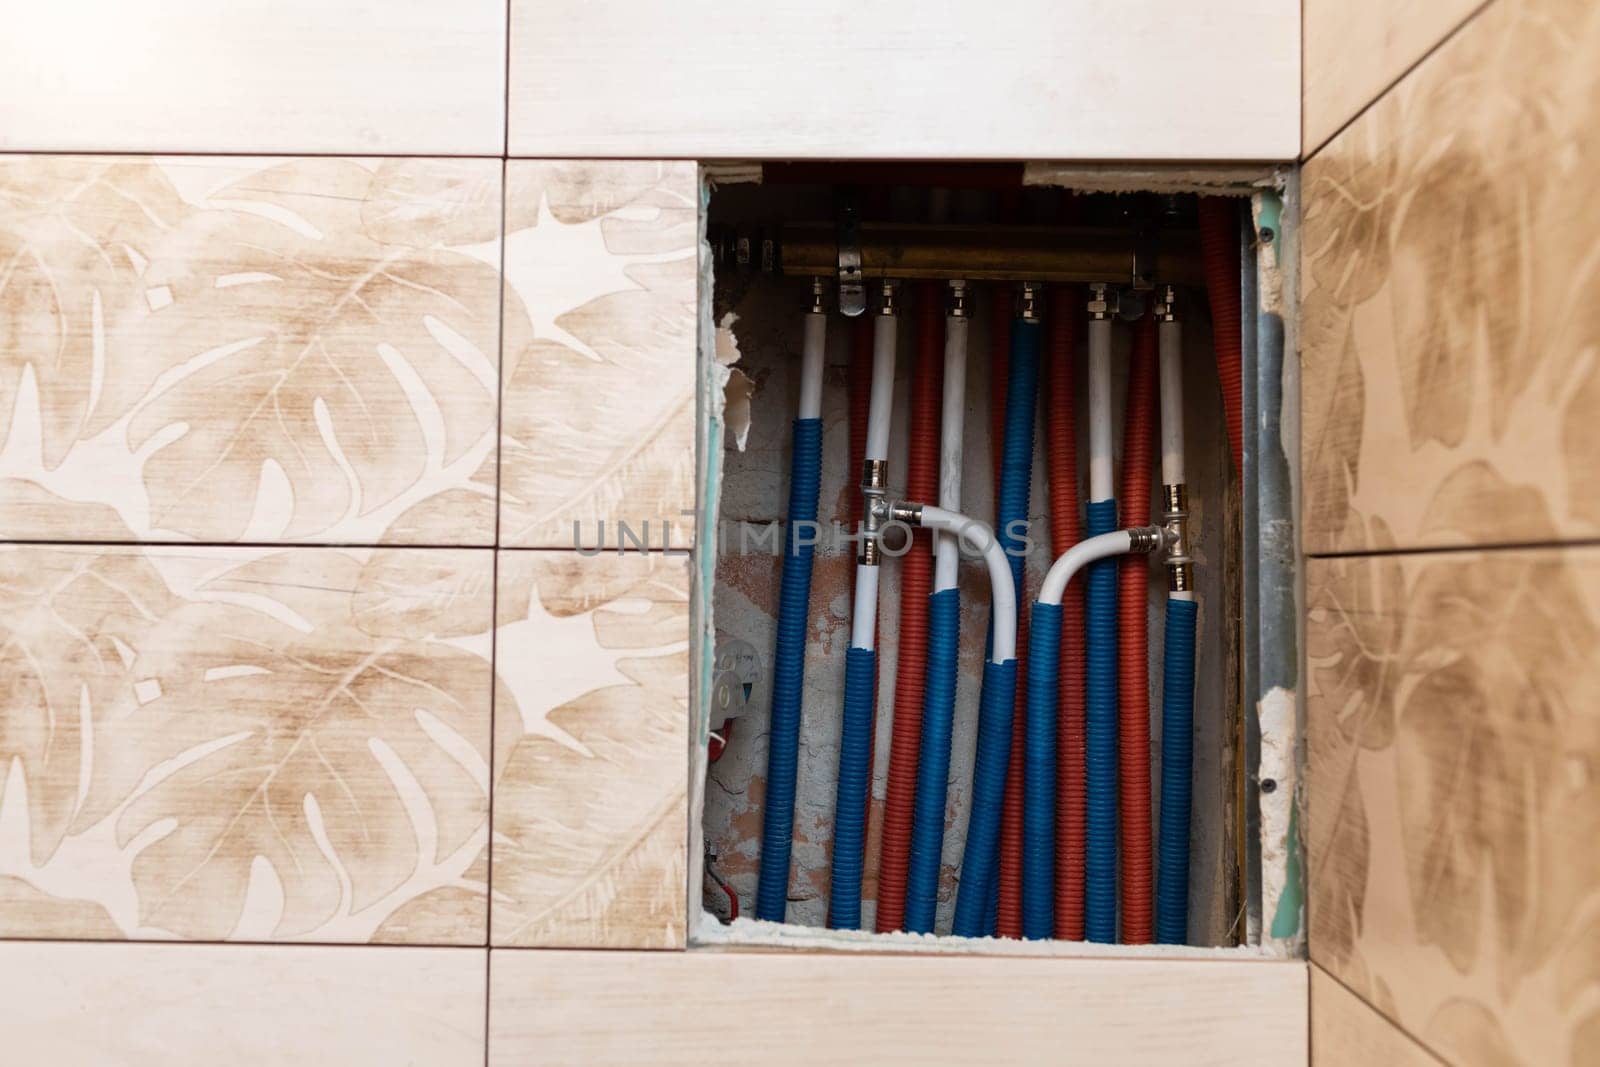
left=755, top=199, right=1242, bottom=943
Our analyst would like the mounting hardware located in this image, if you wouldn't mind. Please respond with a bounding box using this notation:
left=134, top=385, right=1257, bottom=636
left=836, top=193, right=865, bottom=317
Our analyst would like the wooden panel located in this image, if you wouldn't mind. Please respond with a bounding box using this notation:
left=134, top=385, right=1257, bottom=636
left=0, top=544, right=493, bottom=943
left=498, top=161, right=697, bottom=551
left=489, top=949, right=1308, bottom=1066
left=1302, top=0, right=1483, bottom=156
left=0, top=2, right=504, bottom=154
left=1311, top=967, right=1442, bottom=1067
left=0, top=942, right=485, bottom=1065
left=1306, top=548, right=1600, bottom=1066
left=491, top=551, right=689, bottom=948
left=1300, top=0, right=1600, bottom=554
left=0, top=156, right=503, bottom=545
left=506, top=1, right=1299, bottom=160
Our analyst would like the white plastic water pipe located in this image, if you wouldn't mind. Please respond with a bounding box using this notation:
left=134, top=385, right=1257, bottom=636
left=934, top=300, right=968, bottom=594
left=918, top=505, right=1014, bottom=663
left=799, top=304, right=826, bottom=420
left=1039, top=529, right=1156, bottom=606
left=1158, top=318, right=1184, bottom=488
left=851, top=303, right=898, bottom=651
left=1088, top=313, right=1114, bottom=502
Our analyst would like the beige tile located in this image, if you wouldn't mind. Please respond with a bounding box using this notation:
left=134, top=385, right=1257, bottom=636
left=1311, top=966, right=1443, bottom=1066
left=0, top=941, right=485, bottom=1065
left=0, top=544, right=494, bottom=944
left=506, top=1, right=1299, bottom=159
left=1302, top=0, right=1484, bottom=156
left=491, top=550, right=689, bottom=948
left=0, top=156, right=503, bottom=545
left=1306, top=548, right=1600, bottom=1066
left=0, top=2, right=504, bottom=155
left=489, top=949, right=1309, bottom=1066
left=1300, top=0, right=1600, bottom=553
left=498, top=161, right=697, bottom=551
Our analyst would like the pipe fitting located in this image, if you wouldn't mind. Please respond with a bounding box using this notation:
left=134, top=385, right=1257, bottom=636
left=1087, top=281, right=1118, bottom=321
left=809, top=276, right=828, bottom=315
left=1016, top=281, right=1043, bottom=323
left=947, top=278, right=969, bottom=318
left=1156, top=283, right=1179, bottom=323
left=1126, top=525, right=1168, bottom=554
left=1162, top=482, right=1194, bottom=592
left=887, top=500, right=923, bottom=526
left=860, top=458, right=889, bottom=565
left=876, top=279, right=899, bottom=317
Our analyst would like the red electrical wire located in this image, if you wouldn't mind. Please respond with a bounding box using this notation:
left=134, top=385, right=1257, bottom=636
left=1045, top=285, right=1086, bottom=941
left=1199, top=198, right=1244, bottom=475
left=1118, top=313, right=1158, bottom=945
left=876, top=282, right=943, bottom=933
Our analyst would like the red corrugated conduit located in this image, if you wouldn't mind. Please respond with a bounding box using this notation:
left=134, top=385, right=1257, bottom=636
left=1199, top=198, right=1243, bottom=474
left=1118, top=313, right=1158, bottom=944
left=876, top=283, right=943, bottom=932
left=1044, top=285, right=1086, bottom=940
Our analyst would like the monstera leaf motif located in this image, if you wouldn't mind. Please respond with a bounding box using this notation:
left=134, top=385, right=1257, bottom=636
left=104, top=550, right=491, bottom=939
left=123, top=159, right=501, bottom=541
left=0, top=158, right=190, bottom=467
left=491, top=552, right=689, bottom=947
left=0, top=507, right=176, bottom=864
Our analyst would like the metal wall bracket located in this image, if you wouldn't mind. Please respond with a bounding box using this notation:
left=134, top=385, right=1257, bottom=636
left=836, top=192, right=866, bottom=317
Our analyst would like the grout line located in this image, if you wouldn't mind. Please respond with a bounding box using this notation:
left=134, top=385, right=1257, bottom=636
left=0, top=935, right=485, bottom=951
left=1301, top=0, right=1499, bottom=161
left=0, top=148, right=508, bottom=160
left=501, top=0, right=513, bottom=160
left=482, top=154, right=510, bottom=1067
left=1303, top=536, right=1600, bottom=561
left=1315, top=964, right=1452, bottom=1066
left=0, top=538, right=496, bottom=550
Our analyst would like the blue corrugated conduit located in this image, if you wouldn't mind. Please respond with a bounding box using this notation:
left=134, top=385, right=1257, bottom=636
left=1083, top=497, right=1119, bottom=942
left=951, top=658, right=1019, bottom=936
left=905, top=587, right=960, bottom=933
left=755, top=289, right=828, bottom=924
left=1156, top=597, right=1198, bottom=944
left=952, top=304, right=1037, bottom=937
left=903, top=285, right=971, bottom=935
left=1022, top=602, right=1062, bottom=939
left=829, top=285, right=898, bottom=929
left=830, top=645, right=878, bottom=930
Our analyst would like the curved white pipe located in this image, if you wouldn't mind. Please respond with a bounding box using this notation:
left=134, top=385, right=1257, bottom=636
left=799, top=309, right=826, bottom=420
left=918, top=505, right=1014, bottom=664
left=934, top=310, right=968, bottom=593
left=1039, top=529, right=1141, bottom=606
left=1158, top=318, right=1184, bottom=487
left=1088, top=314, right=1114, bottom=502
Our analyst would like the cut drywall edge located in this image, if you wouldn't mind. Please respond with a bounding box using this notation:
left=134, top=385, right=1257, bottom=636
left=1023, top=162, right=1282, bottom=195
left=693, top=913, right=1284, bottom=960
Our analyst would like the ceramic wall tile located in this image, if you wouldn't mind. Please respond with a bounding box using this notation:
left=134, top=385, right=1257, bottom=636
left=498, top=161, right=698, bottom=552
left=0, top=941, right=485, bottom=1066
left=0, top=541, right=494, bottom=944
left=505, top=1, right=1299, bottom=160
left=1300, top=0, right=1600, bottom=554
left=489, top=949, right=1309, bottom=1066
left=1311, top=966, right=1443, bottom=1067
left=1302, top=0, right=1484, bottom=156
left=491, top=550, right=689, bottom=948
left=1306, top=548, right=1600, bottom=1066
left=0, top=1, right=505, bottom=155
left=0, top=156, right=503, bottom=545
